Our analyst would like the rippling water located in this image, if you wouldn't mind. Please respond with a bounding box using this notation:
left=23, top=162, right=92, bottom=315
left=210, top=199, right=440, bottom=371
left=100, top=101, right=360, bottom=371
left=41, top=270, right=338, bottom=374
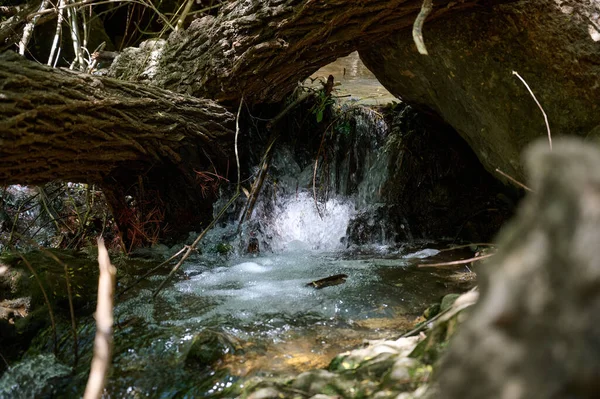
left=1, top=194, right=475, bottom=398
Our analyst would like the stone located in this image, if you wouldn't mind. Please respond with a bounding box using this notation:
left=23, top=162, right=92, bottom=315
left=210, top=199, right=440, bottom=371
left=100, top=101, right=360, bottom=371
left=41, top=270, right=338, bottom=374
left=439, top=294, right=460, bottom=313
left=361, top=1, right=600, bottom=185
left=434, top=139, right=600, bottom=398
left=185, top=329, right=241, bottom=369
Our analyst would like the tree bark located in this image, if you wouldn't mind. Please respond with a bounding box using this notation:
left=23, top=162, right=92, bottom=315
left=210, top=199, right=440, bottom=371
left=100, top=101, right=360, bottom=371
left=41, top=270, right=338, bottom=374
left=109, top=0, right=496, bottom=104
left=0, top=51, right=236, bottom=245
left=0, top=51, right=235, bottom=185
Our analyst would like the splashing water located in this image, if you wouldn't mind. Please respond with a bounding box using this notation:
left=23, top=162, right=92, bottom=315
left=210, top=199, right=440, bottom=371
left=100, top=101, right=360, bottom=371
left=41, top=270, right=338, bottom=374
left=269, top=193, right=355, bottom=252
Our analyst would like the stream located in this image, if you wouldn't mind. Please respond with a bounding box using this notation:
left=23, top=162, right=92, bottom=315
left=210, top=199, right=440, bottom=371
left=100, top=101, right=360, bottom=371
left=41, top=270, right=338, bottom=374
left=0, top=193, right=474, bottom=398
left=0, top=56, right=477, bottom=397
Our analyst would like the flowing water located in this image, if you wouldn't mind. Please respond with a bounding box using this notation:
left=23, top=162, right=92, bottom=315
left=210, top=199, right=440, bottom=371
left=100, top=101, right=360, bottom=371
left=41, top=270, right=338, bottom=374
left=0, top=99, right=476, bottom=398
left=0, top=193, right=475, bottom=398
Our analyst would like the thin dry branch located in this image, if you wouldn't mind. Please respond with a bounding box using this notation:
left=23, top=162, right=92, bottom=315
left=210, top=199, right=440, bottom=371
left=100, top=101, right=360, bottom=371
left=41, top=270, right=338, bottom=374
left=495, top=168, right=533, bottom=192
left=83, top=237, right=116, bottom=399
left=512, top=71, right=552, bottom=150
left=151, top=191, right=240, bottom=298
left=412, top=0, right=433, bottom=55
left=40, top=249, right=78, bottom=369
left=418, top=252, right=494, bottom=268
left=17, top=252, right=58, bottom=354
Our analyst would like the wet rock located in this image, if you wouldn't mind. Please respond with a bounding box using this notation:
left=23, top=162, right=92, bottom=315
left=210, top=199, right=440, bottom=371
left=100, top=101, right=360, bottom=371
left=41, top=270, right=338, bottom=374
left=346, top=204, right=412, bottom=246
left=0, top=354, right=71, bottom=398
left=185, top=329, right=241, bottom=369
left=247, top=386, right=285, bottom=399
left=439, top=293, right=460, bottom=313
left=291, top=369, right=338, bottom=395
left=361, top=1, right=600, bottom=185
left=435, top=139, right=600, bottom=398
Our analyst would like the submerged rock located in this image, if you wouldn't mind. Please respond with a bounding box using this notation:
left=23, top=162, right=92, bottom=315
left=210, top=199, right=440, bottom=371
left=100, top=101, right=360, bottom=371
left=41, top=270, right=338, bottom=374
left=0, top=354, right=71, bottom=398
left=185, top=329, right=242, bottom=369
left=434, top=139, right=600, bottom=398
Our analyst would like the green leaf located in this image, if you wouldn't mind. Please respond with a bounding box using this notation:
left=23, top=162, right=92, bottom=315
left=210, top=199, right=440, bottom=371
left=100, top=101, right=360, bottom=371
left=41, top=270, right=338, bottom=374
left=316, top=110, right=323, bottom=123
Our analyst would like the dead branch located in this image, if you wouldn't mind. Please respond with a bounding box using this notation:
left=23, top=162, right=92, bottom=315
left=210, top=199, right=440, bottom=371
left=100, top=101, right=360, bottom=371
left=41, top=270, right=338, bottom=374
left=83, top=237, right=116, bottom=399
left=40, top=249, right=79, bottom=369
left=512, top=70, right=552, bottom=150
left=412, top=0, right=433, bottom=55
left=17, top=252, right=57, bottom=355
left=418, top=252, right=494, bottom=268
left=495, top=168, right=533, bottom=192
left=152, top=191, right=240, bottom=299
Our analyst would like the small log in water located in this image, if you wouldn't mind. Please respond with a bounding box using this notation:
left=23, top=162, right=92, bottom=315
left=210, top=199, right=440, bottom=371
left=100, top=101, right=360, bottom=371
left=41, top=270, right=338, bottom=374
left=306, top=274, right=348, bottom=289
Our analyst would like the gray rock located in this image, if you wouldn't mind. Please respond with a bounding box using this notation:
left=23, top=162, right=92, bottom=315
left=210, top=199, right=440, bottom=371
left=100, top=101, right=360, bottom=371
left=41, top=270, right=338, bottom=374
left=361, top=1, right=600, bottom=185
left=434, top=139, right=600, bottom=398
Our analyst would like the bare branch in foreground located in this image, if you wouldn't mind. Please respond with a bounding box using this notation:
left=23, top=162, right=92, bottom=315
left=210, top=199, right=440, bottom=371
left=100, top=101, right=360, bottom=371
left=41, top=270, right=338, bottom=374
left=512, top=70, right=552, bottom=150
left=412, top=0, right=433, bottom=55
left=84, top=237, right=116, bottom=399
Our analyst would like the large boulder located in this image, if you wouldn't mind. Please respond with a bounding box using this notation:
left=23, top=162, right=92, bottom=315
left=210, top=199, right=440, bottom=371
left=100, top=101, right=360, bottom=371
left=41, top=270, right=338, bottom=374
left=361, top=0, right=600, bottom=183
left=433, top=139, right=600, bottom=398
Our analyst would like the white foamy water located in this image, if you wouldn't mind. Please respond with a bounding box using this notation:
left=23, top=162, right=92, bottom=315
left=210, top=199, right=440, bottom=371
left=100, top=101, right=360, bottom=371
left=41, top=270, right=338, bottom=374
left=270, top=193, right=355, bottom=252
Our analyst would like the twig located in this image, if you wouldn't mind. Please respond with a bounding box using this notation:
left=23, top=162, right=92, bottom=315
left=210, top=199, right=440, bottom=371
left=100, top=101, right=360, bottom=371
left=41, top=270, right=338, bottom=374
left=175, top=0, right=194, bottom=31
left=235, top=97, right=243, bottom=195
left=40, top=249, right=78, bottom=369
left=418, top=252, right=494, bottom=268
left=153, top=93, right=244, bottom=298
left=17, top=252, right=57, bottom=355
left=83, top=237, right=116, bottom=399
left=495, top=168, right=533, bottom=192
left=412, top=0, right=433, bottom=55
left=66, top=3, right=85, bottom=70
left=117, top=245, right=188, bottom=297
left=439, top=243, right=495, bottom=252
left=512, top=71, right=552, bottom=150
left=18, top=0, right=51, bottom=56
left=152, top=192, right=240, bottom=298
left=47, top=0, right=66, bottom=66
left=238, top=135, right=278, bottom=227
left=312, top=129, right=327, bottom=220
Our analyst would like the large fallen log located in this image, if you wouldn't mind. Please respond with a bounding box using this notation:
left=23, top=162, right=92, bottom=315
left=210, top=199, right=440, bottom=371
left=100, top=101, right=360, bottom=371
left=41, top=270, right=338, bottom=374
left=0, top=51, right=236, bottom=244
left=109, top=0, right=494, bottom=104
left=0, top=51, right=234, bottom=184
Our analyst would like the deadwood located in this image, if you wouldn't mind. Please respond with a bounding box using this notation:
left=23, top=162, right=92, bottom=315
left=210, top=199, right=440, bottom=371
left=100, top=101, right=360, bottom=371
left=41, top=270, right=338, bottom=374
left=0, top=51, right=235, bottom=185
left=110, top=0, right=488, bottom=104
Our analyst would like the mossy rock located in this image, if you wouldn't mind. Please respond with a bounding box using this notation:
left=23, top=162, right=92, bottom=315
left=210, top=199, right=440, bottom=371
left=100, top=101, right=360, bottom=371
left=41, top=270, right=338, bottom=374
left=440, top=294, right=460, bottom=312
left=423, top=303, right=441, bottom=320
left=185, top=329, right=241, bottom=369
left=1, top=249, right=100, bottom=314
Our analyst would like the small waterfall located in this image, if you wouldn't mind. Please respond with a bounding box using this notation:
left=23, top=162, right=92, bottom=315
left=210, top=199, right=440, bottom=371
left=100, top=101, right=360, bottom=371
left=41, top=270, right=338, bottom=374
left=269, top=192, right=354, bottom=252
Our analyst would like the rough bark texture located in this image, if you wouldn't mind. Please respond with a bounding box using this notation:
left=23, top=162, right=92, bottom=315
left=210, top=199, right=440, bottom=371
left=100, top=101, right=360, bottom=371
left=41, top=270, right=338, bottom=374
left=0, top=51, right=234, bottom=184
left=0, top=51, right=235, bottom=243
left=109, top=0, right=498, bottom=104
left=434, top=139, right=600, bottom=398
left=360, top=0, right=600, bottom=183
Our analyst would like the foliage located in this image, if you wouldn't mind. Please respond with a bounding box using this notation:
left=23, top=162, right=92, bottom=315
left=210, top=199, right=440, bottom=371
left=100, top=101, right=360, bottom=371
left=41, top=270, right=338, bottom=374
left=311, top=88, right=335, bottom=123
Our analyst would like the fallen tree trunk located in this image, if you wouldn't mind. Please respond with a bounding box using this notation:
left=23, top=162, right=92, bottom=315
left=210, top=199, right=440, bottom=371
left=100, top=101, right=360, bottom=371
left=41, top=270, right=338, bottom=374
left=0, top=51, right=234, bottom=184
left=0, top=51, right=236, bottom=244
left=110, top=0, right=495, bottom=104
